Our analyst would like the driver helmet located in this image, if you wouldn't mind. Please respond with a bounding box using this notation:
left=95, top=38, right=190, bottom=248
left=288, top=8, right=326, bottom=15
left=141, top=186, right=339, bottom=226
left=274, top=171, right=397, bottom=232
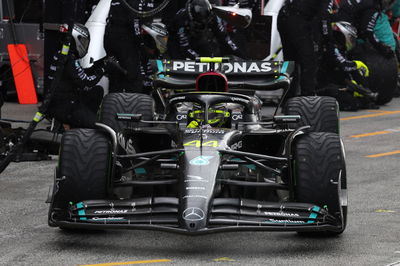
left=71, top=23, right=90, bottom=58
left=187, top=0, right=213, bottom=32
left=332, top=21, right=357, bottom=52
left=187, top=104, right=231, bottom=128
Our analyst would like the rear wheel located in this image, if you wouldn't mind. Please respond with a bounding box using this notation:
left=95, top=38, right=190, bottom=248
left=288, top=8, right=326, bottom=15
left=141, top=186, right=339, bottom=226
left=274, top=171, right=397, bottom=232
left=98, top=93, right=155, bottom=196
left=294, top=132, right=347, bottom=236
left=284, top=96, right=339, bottom=134
left=49, top=129, right=111, bottom=224
left=98, top=93, right=155, bottom=131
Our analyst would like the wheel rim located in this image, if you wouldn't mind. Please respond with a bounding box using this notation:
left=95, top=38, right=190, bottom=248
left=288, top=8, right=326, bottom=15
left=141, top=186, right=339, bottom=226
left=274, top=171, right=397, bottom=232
left=338, top=139, right=348, bottom=230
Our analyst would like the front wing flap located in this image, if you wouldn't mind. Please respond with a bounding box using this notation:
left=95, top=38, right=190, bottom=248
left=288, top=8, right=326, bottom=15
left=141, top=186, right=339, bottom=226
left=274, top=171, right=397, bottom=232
left=54, top=198, right=342, bottom=234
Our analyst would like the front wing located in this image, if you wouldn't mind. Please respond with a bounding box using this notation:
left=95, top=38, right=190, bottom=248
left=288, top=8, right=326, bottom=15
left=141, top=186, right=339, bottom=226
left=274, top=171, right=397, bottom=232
left=53, top=198, right=343, bottom=235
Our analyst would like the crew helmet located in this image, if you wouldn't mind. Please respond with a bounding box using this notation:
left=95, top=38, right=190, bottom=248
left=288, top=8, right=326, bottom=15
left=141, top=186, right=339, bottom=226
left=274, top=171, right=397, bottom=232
left=332, top=21, right=357, bottom=52
left=187, top=0, right=213, bottom=29
left=71, top=23, right=90, bottom=58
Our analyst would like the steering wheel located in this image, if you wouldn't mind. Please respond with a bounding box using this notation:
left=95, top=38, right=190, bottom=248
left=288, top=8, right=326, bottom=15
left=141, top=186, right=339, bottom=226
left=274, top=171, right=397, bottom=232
left=120, top=0, right=171, bottom=18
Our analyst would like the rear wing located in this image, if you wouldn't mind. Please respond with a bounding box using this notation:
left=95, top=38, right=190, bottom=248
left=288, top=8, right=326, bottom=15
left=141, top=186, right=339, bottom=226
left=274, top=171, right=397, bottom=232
left=150, top=59, right=295, bottom=91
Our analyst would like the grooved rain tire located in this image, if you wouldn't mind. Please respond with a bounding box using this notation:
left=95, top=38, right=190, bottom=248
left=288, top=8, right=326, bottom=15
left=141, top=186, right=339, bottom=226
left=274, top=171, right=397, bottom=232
left=99, top=93, right=155, bottom=131
left=52, top=129, right=110, bottom=209
left=284, top=96, right=339, bottom=134
left=294, top=132, right=347, bottom=235
left=351, top=46, right=397, bottom=105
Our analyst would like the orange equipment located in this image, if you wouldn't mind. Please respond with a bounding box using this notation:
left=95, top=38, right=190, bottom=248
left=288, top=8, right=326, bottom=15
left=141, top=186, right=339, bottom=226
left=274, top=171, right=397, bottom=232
left=7, top=44, right=38, bottom=104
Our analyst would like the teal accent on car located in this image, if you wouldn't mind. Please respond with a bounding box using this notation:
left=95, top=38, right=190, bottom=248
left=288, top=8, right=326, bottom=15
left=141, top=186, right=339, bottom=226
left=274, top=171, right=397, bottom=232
left=134, top=168, right=146, bottom=174
left=278, top=61, right=289, bottom=81
left=307, top=206, right=320, bottom=224
left=230, top=158, right=256, bottom=170
left=76, top=202, right=87, bottom=221
left=245, top=164, right=256, bottom=170
left=281, top=61, right=289, bottom=74
left=156, top=60, right=165, bottom=78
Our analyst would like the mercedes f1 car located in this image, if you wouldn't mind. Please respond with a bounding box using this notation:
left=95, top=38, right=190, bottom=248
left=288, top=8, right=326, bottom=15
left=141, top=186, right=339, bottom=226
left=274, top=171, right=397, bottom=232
left=47, top=57, right=347, bottom=236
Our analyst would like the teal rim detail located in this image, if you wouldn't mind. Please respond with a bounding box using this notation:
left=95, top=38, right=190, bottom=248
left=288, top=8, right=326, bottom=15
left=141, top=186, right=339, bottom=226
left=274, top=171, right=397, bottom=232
left=156, top=60, right=165, bottom=78
left=76, top=202, right=87, bottom=221
left=307, top=206, right=321, bottom=224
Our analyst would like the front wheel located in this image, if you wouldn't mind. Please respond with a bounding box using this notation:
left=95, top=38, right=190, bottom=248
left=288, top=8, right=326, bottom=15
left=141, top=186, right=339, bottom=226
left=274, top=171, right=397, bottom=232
left=294, top=132, right=347, bottom=236
left=49, top=129, right=111, bottom=223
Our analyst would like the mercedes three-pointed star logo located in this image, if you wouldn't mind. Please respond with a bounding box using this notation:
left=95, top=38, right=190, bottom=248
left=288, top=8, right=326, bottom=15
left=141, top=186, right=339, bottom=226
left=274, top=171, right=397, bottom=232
left=182, top=207, right=205, bottom=221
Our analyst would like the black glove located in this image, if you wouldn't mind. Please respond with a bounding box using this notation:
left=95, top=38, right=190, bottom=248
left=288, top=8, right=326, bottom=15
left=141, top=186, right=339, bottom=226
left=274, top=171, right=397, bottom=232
left=103, top=56, right=128, bottom=75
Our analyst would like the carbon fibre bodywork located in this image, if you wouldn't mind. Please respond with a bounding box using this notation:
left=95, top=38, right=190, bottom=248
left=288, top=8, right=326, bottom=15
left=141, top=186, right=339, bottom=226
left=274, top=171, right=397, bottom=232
left=49, top=92, right=344, bottom=234
left=48, top=60, right=345, bottom=234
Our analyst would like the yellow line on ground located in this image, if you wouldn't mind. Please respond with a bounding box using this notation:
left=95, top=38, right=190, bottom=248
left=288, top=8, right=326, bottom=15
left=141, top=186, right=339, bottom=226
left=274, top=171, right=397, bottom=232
left=375, top=209, right=396, bottom=213
left=79, top=259, right=172, bottom=266
left=340, top=110, right=400, bottom=121
left=213, top=257, right=236, bottom=262
left=366, top=110, right=389, bottom=113
left=366, top=150, right=400, bottom=158
left=350, top=131, right=391, bottom=138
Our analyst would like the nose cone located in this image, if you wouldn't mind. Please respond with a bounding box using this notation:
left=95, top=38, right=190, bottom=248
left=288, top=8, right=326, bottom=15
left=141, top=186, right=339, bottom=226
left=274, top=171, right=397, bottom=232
left=182, top=207, right=207, bottom=232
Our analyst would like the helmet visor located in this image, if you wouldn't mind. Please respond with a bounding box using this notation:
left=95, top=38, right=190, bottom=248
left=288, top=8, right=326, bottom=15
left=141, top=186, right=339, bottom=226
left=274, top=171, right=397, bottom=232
left=72, top=24, right=90, bottom=58
left=77, top=35, right=90, bottom=54
left=189, top=107, right=230, bottom=126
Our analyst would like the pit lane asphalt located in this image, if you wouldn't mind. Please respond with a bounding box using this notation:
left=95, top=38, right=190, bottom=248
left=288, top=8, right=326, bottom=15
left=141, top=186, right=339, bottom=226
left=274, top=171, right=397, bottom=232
left=1, top=99, right=400, bottom=266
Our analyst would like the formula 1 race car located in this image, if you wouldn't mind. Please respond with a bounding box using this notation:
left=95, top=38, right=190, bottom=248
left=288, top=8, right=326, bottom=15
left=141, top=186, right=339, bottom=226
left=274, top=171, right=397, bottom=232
left=47, top=57, right=347, bottom=236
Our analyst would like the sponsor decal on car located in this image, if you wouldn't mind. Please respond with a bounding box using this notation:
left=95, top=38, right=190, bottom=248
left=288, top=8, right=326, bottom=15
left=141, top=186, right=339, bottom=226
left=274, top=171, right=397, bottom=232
left=117, top=133, right=136, bottom=154
left=182, top=195, right=208, bottom=199
left=186, top=186, right=206, bottom=190
left=185, top=175, right=208, bottom=182
left=230, top=141, right=242, bottom=150
left=91, top=217, right=126, bottom=221
left=231, top=113, right=243, bottom=121
left=170, top=61, right=273, bottom=74
left=184, top=140, right=219, bottom=147
left=176, top=114, right=187, bottom=120
left=171, top=96, right=186, bottom=101
left=230, top=97, right=249, bottom=104
left=94, top=209, right=129, bottom=214
left=264, top=211, right=300, bottom=217
left=184, top=129, right=225, bottom=134
left=266, top=219, right=306, bottom=224
left=182, top=207, right=205, bottom=221
left=190, top=156, right=214, bottom=166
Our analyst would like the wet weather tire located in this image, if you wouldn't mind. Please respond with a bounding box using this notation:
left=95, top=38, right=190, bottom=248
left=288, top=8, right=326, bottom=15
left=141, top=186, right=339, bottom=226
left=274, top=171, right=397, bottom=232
left=284, top=96, right=339, bottom=134
left=294, top=132, right=347, bottom=235
left=51, top=129, right=110, bottom=211
left=351, top=46, right=397, bottom=105
left=99, top=93, right=155, bottom=131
